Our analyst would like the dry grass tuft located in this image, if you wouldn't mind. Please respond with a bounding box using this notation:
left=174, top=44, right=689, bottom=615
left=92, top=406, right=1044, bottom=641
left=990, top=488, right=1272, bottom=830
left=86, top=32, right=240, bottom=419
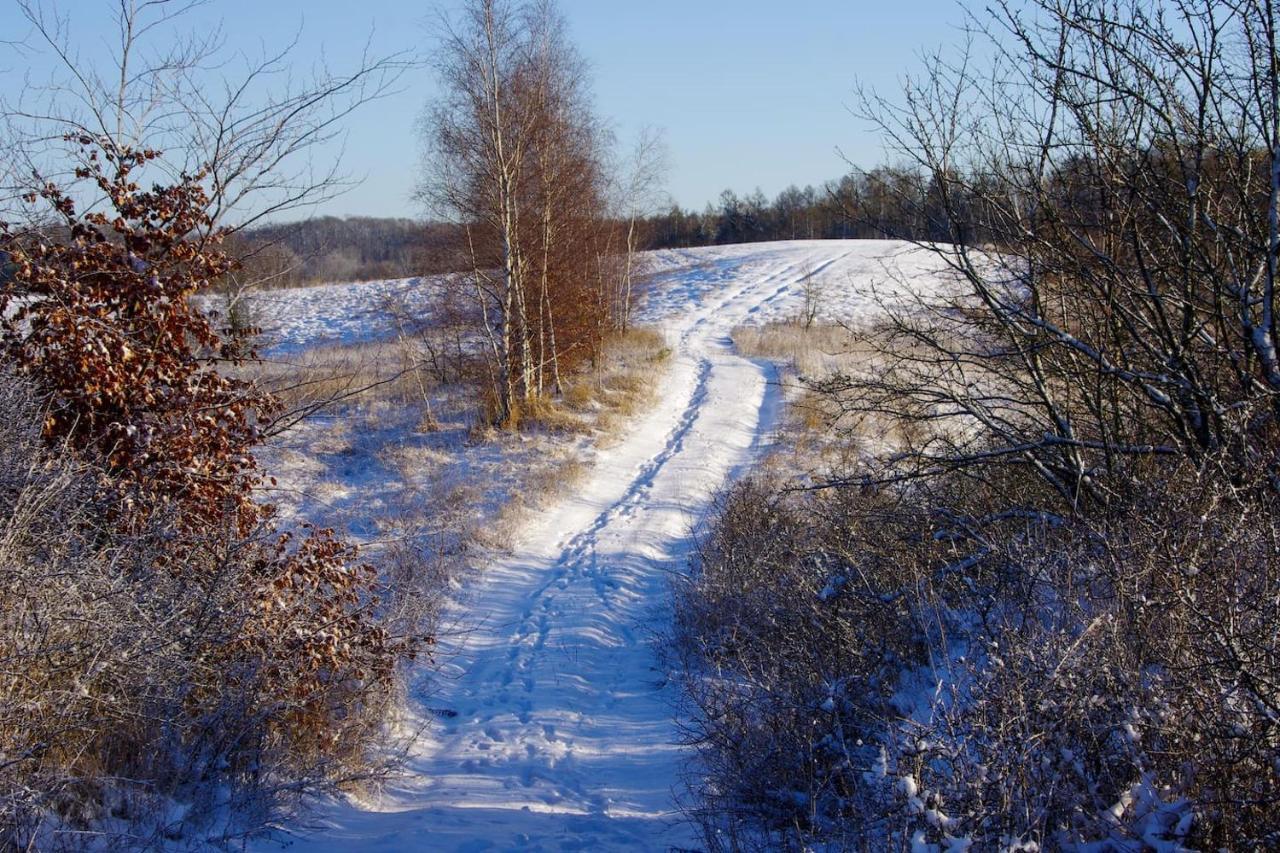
left=570, top=327, right=669, bottom=446
left=479, top=326, right=672, bottom=443
left=732, top=321, right=881, bottom=378
left=463, top=329, right=668, bottom=548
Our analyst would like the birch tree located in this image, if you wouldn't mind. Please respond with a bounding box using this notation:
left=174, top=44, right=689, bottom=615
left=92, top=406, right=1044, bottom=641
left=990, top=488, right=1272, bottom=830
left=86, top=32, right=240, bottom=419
left=422, top=0, right=613, bottom=423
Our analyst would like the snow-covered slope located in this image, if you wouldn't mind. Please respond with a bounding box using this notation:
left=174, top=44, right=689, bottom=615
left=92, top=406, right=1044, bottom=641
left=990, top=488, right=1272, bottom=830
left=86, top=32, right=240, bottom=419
left=257, top=240, right=954, bottom=852
left=241, top=239, right=946, bottom=356
left=638, top=239, right=949, bottom=328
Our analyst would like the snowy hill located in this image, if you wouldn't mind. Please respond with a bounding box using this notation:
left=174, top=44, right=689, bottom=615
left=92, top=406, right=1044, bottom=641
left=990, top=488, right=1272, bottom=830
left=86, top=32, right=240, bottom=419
left=238, top=240, right=951, bottom=356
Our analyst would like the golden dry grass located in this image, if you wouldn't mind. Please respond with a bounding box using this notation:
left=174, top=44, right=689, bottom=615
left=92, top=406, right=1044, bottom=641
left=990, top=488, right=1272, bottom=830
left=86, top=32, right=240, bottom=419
left=734, top=320, right=1002, bottom=473
left=731, top=321, right=884, bottom=378
left=731, top=321, right=923, bottom=467
left=511, top=327, right=669, bottom=444
left=464, top=329, right=669, bottom=549
left=471, top=452, right=589, bottom=552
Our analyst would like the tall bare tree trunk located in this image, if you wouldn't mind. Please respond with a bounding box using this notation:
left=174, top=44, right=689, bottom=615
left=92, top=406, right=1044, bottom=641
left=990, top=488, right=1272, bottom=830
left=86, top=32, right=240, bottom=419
left=622, top=215, right=638, bottom=332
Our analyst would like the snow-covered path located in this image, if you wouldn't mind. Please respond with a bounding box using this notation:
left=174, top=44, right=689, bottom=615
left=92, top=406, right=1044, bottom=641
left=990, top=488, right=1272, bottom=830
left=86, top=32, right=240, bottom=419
left=262, top=241, right=944, bottom=852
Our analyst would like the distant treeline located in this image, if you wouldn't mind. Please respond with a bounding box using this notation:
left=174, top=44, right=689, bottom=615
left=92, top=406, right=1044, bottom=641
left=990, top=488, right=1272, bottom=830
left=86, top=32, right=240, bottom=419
left=644, top=166, right=968, bottom=249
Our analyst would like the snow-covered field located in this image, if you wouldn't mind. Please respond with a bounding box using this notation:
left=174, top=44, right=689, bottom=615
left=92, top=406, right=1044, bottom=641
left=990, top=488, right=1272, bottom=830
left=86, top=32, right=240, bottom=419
left=244, top=276, right=435, bottom=356
left=255, top=240, right=956, bottom=852
left=237, top=239, right=948, bottom=357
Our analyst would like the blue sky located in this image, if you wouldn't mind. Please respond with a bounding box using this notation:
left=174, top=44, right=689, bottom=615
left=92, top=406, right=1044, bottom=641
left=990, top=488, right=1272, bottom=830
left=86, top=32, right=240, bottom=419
left=2, top=0, right=971, bottom=219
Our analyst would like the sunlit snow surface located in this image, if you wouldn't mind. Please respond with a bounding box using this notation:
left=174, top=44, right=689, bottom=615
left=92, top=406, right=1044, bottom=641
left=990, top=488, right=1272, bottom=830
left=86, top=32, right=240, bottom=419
left=253, top=241, right=957, bottom=852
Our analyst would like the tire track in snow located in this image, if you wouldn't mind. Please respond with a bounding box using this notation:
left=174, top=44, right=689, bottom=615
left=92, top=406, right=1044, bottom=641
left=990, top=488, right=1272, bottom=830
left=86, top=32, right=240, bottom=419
left=259, top=245, right=867, bottom=853
left=515, top=356, right=714, bottom=612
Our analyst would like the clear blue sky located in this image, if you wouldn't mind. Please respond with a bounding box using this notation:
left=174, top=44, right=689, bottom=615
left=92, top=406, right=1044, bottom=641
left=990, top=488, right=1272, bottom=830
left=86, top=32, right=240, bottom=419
left=2, top=0, right=972, bottom=219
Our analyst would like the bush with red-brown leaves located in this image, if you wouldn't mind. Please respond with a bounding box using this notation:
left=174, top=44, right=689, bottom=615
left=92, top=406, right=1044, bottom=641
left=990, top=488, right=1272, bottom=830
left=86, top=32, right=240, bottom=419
left=0, top=140, right=419, bottom=844
left=2, top=141, right=267, bottom=535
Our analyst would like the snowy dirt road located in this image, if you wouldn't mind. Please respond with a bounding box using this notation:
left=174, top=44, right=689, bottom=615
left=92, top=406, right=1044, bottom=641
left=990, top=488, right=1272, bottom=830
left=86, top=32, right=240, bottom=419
left=262, top=241, right=943, bottom=852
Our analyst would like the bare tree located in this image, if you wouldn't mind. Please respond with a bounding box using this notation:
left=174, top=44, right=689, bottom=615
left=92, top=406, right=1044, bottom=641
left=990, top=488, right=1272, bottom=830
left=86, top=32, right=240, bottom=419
left=525, top=1, right=608, bottom=395
left=616, top=126, right=669, bottom=331
left=829, top=0, right=1280, bottom=508
left=1, top=0, right=412, bottom=325
left=674, top=3, right=1280, bottom=848
left=423, top=0, right=534, bottom=423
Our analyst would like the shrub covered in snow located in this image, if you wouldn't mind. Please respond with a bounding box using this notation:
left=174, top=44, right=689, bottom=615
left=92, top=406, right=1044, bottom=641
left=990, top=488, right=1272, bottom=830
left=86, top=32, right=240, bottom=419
left=672, top=478, right=921, bottom=848
left=676, top=463, right=1280, bottom=850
